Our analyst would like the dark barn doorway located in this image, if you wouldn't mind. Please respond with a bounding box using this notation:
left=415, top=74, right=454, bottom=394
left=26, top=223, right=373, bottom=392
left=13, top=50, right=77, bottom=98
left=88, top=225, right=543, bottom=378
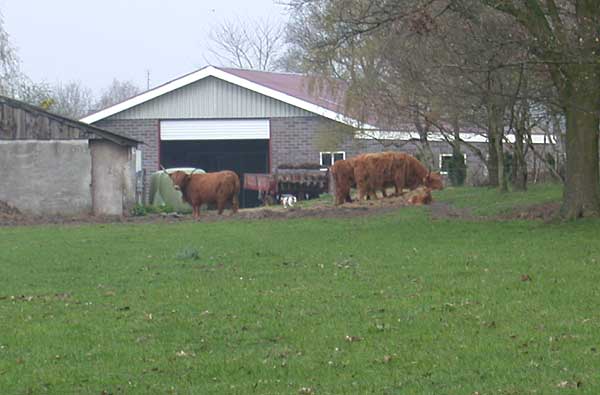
left=160, top=139, right=269, bottom=208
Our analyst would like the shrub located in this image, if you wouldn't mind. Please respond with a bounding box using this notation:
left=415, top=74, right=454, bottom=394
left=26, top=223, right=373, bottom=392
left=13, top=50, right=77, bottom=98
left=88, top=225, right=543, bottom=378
left=131, top=204, right=148, bottom=216
left=448, top=153, right=467, bottom=186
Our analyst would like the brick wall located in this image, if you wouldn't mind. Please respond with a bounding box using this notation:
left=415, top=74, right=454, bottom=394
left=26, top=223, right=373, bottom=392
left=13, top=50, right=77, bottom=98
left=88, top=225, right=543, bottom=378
left=270, top=117, right=322, bottom=170
left=94, top=119, right=159, bottom=202
left=269, top=116, right=490, bottom=184
left=93, top=115, right=554, bottom=193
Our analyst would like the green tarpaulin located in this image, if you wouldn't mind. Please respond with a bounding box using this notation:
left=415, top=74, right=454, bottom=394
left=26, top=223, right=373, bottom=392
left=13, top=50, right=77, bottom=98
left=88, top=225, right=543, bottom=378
left=149, top=168, right=205, bottom=213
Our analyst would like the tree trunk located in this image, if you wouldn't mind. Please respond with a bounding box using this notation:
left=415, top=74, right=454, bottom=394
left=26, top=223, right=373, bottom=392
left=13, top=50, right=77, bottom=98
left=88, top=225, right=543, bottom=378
left=488, top=101, right=507, bottom=192
left=495, top=131, right=508, bottom=192
left=512, top=134, right=528, bottom=190
left=560, top=95, right=600, bottom=218
left=487, top=133, right=499, bottom=187
left=512, top=113, right=528, bottom=191
left=418, top=138, right=435, bottom=170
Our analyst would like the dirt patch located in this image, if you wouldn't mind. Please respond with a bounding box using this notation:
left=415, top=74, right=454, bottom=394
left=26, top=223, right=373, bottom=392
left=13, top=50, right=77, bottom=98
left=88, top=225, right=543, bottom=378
left=428, top=202, right=480, bottom=221
left=428, top=201, right=562, bottom=222
left=498, top=202, right=561, bottom=222
left=0, top=193, right=561, bottom=227
left=0, top=200, right=21, bottom=215
left=0, top=194, right=422, bottom=227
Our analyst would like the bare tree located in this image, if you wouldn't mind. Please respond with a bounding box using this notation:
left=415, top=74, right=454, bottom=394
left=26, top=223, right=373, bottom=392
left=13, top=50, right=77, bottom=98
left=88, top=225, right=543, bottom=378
left=49, top=81, right=94, bottom=119
left=0, top=14, right=20, bottom=97
left=96, top=79, right=141, bottom=110
left=287, top=0, right=599, bottom=218
left=477, top=0, right=600, bottom=217
left=205, top=17, right=286, bottom=71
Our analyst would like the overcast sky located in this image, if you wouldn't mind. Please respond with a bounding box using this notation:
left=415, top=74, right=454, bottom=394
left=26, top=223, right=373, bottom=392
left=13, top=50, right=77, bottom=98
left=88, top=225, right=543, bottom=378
left=0, top=0, right=288, bottom=95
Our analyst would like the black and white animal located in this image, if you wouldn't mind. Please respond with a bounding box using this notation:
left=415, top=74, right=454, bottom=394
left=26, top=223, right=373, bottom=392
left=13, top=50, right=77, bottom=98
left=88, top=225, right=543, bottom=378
left=280, top=194, right=297, bottom=208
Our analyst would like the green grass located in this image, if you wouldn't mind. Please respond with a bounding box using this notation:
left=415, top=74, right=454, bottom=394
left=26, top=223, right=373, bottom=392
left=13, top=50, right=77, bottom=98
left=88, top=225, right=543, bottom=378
left=435, top=182, right=563, bottom=216
left=1, top=186, right=599, bottom=394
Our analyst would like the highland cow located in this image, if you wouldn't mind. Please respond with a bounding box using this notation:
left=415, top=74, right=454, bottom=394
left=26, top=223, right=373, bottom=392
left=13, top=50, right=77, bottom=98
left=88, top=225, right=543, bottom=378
left=353, top=152, right=443, bottom=200
left=331, top=158, right=357, bottom=205
left=169, top=170, right=240, bottom=219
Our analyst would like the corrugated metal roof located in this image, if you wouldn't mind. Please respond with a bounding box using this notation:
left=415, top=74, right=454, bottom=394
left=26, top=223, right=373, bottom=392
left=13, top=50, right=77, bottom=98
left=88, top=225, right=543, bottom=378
left=80, top=66, right=368, bottom=128
left=217, top=67, right=349, bottom=116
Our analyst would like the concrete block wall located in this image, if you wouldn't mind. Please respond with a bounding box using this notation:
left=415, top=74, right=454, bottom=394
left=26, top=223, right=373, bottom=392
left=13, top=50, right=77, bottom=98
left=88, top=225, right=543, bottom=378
left=0, top=140, right=93, bottom=215
left=90, top=140, right=136, bottom=216
left=95, top=119, right=159, bottom=201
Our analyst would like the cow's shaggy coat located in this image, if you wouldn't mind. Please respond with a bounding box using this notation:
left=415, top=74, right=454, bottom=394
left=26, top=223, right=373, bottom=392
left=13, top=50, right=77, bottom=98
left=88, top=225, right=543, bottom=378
left=331, top=158, right=357, bottom=205
left=169, top=170, right=240, bottom=218
left=353, top=152, right=444, bottom=200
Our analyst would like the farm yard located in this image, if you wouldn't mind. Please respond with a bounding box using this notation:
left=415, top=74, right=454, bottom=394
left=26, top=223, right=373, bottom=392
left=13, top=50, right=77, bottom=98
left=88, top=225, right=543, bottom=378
left=1, top=184, right=600, bottom=394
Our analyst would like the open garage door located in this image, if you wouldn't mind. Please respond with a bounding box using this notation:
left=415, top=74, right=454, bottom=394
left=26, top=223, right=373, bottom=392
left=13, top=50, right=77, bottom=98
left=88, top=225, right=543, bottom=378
left=160, top=120, right=270, bottom=208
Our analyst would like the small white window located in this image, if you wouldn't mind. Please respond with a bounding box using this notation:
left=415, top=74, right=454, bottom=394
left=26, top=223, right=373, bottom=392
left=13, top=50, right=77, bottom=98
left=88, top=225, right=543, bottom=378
left=439, top=153, right=467, bottom=175
left=320, top=151, right=346, bottom=167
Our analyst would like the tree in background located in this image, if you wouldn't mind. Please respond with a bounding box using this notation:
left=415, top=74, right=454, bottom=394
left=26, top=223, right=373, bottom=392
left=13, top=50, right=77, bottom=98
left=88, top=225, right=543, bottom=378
left=0, top=14, right=54, bottom=107
left=477, top=0, right=600, bottom=217
left=286, top=0, right=598, bottom=218
left=95, top=79, right=141, bottom=111
left=48, top=81, right=94, bottom=119
left=205, top=17, right=286, bottom=71
left=0, top=12, right=141, bottom=118
left=0, top=14, right=20, bottom=97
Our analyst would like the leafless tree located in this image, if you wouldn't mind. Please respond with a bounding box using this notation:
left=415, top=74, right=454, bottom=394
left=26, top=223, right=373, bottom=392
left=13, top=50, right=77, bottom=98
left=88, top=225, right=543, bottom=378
left=0, top=13, right=24, bottom=98
left=48, top=81, right=94, bottom=119
left=205, top=17, right=287, bottom=71
left=287, top=0, right=599, bottom=218
left=96, top=79, right=141, bottom=110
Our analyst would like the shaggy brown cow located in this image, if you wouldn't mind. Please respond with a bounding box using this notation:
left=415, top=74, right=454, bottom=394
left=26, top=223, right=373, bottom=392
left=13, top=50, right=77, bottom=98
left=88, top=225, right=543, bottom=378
left=169, top=170, right=240, bottom=219
left=391, top=153, right=444, bottom=192
left=331, top=157, right=357, bottom=205
left=353, top=153, right=391, bottom=201
left=353, top=152, right=443, bottom=200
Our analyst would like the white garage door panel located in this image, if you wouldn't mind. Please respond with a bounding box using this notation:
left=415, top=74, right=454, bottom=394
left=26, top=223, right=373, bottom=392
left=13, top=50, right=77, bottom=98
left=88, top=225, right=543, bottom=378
left=160, top=119, right=270, bottom=140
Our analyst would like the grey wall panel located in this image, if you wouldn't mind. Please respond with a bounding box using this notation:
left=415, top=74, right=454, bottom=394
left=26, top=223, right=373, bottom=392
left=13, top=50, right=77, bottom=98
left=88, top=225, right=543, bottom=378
left=108, top=77, right=315, bottom=120
left=90, top=141, right=136, bottom=216
left=0, top=140, right=92, bottom=215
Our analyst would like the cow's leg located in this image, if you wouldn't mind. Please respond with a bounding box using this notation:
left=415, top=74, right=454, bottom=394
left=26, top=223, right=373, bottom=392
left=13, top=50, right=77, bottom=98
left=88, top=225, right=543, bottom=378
left=368, top=188, right=378, bottom=200
left=217, top=199, right=225, bottom=215
left=335, top=190, right=342, bottom=205
left=193, top=205, right=200, bottom=219
left=336, top=185, right=348, bottom=205
left=358, top=185, right=366, bottom=201
left=232, top=194, right=239, bottom=214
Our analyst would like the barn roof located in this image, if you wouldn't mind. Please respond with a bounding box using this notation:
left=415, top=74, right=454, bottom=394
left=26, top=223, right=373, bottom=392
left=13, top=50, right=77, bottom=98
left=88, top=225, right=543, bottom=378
left=0, top=95, right=140, bottom=147
left=80, top=66, right=375, bottom=129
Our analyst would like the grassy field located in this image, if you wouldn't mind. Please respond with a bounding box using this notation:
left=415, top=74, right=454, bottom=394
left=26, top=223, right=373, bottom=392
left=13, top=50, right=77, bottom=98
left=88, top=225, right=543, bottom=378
left=435, top=182, right=563, bottom=217
left=1, top=185, right=599, bottom=394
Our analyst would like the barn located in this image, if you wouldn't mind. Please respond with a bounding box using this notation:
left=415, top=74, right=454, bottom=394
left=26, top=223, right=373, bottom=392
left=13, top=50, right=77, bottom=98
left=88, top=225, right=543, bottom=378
left=81, top=66, right=556, bottom=207
left=82, top=66, right=362, bottom=207
left=0, top=95, right=140, bottom=216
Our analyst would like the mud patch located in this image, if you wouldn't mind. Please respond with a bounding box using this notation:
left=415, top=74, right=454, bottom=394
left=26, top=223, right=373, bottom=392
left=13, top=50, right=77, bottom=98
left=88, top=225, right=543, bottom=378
left=428, top=202, right=479, bottom=221
left=0, top=200, right=21, bottom=215
left=0, top=194, right=421, bottom=227
left=498, top=202, right=561, bottom=222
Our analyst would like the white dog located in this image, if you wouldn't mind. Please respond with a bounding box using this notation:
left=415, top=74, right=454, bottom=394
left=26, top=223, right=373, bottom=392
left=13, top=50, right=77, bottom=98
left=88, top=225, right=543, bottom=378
left=280, top=194, right=297, bottom=208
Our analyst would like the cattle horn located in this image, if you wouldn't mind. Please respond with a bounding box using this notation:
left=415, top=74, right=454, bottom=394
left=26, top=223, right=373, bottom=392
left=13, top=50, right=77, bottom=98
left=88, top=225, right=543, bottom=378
left=160, top=164, right=166, bottom=172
